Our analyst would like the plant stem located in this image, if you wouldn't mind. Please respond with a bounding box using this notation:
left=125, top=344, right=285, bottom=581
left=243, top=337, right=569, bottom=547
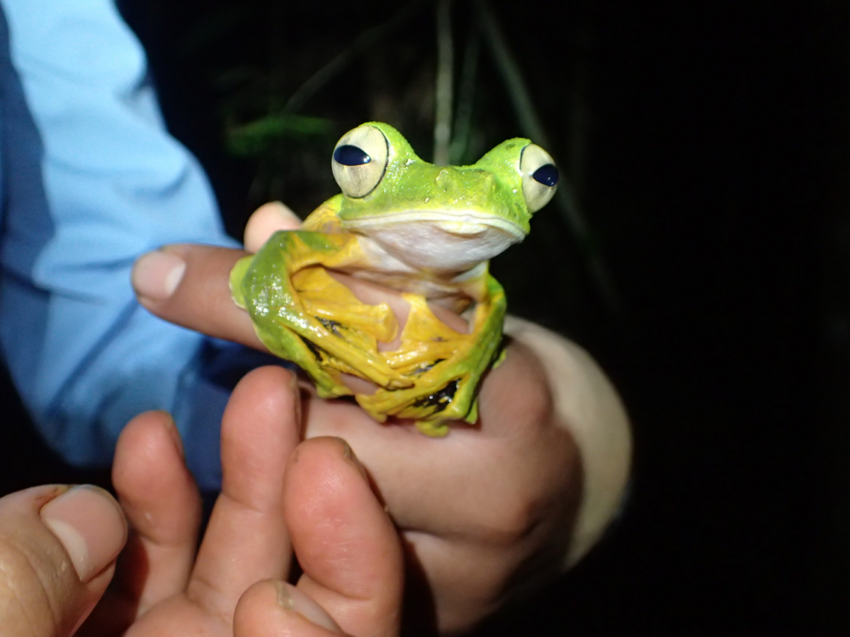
left=449, top=16, right=482, bottom=164
left=433, top=0, right=454, bottom=165
left=475, top=0, right=620, bottom=313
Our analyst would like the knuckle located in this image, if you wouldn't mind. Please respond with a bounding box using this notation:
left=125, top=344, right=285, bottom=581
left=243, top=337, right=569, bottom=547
left=476, top=491, right=542, bottom=546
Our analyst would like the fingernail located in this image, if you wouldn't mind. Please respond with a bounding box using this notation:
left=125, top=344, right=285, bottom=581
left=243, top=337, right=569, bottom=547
left=160, top=410, right=186, bottom=459
left=290, top=373, right=303, bottom=432
left=40, top=486, right=127, bottom=583
left=132, top=250, right=187, bottom=300
left=340, top=440, right=369, bottom=479
left=275, top=581, right=340, bottom=632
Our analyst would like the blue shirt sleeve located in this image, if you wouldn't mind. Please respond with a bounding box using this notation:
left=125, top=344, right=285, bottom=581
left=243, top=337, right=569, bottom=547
left=0, top=0, right=244, bottom=490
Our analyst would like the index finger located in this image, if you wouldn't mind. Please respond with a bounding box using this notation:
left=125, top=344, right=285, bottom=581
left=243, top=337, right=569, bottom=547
left=188, top=366, right=302, bottom=620
left=132, top=244, right=264, bottom=350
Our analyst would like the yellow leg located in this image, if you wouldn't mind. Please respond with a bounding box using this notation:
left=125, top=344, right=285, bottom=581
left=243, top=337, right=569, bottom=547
left=232, top=230, right=507, bottom=430
left=356, top=276, right=506, bottom=425
left=231, top=230, right=411, bottom=396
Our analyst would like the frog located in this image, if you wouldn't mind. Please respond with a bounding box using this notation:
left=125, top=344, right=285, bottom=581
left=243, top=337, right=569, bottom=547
left=230, top=122, right=558, bottom=436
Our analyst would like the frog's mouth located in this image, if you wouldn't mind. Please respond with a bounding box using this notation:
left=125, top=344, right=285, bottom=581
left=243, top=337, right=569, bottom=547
left=343, top=210, right=526, bottom=272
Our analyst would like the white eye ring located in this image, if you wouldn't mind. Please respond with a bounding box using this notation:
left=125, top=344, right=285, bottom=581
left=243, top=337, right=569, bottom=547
left=331, top=125, right=389, bottom=198
left=520, top=144, right=558, bottom=213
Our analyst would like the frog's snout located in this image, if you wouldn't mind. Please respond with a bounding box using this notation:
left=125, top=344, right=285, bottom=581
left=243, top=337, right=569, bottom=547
left=435, top=167, right=495, bottom=187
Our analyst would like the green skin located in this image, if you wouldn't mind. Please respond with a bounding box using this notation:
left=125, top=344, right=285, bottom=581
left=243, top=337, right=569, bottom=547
left=231, top=122, right=542, bottom=435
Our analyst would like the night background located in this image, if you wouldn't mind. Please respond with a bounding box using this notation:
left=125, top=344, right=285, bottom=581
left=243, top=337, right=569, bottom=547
left=2, top=0, right=849, bottom=633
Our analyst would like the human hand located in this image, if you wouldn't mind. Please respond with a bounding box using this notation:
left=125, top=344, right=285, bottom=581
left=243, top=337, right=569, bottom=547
left=0, top=483, right=126, bottom=636
left=131, top=202, right=631, bottom=633
left=81, top=365, right=402, bottom=637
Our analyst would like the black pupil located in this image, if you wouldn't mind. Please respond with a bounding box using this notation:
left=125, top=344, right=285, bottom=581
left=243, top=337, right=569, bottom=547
left=532, top=164, right=559, bottom=187
left=334, top=145, right=371, bottom=166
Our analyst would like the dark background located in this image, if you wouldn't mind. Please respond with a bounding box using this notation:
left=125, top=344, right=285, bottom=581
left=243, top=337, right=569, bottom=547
left=2, top=0, right=849, bottom=633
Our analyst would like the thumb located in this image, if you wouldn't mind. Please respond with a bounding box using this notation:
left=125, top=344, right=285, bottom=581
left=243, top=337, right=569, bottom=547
left=0, top=484, right=127, bottom=637
left=244, top=201, right=302, bottom=253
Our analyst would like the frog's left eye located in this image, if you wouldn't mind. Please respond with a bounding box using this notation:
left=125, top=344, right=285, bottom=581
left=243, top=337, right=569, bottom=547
left=520, top=144, right=558, bottom=213
left=332, top=125, right=389, bottom=198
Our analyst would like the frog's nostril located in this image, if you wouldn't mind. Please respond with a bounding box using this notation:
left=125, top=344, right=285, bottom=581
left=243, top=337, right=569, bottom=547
left=435, top=169, right=455, bottom=191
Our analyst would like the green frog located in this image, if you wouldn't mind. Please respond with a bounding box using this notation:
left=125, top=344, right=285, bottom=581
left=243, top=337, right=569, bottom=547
left=230, top=122, right=558, bottom=435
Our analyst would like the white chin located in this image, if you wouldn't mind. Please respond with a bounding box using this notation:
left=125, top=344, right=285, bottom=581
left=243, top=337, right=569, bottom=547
left=353, top=218, right=522, bottom=272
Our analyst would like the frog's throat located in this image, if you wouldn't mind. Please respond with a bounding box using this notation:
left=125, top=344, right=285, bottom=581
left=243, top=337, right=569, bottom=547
left=342, top=210, right=525, bottom=240
left=342, top=211, right=525, bottom=272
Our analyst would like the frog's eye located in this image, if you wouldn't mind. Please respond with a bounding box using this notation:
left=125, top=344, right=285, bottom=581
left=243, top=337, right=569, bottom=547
left=333, top=145, right=371, bottom=166
left=520, top=144, right=558, bottom=213
left=332, top=125, right=389, bottom=198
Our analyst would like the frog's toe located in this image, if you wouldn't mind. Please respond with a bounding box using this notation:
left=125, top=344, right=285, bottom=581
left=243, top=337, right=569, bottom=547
left=414, top=419, right=450, bottom=437
left=313, top=379, right=352, bottom=399
left=437, top=374, right=480, bottom=418
left=463, top=397, right=480, bottom=424
left=386, top=377, right=415, bottom=390
left=491, top=345, right=508, bottom=369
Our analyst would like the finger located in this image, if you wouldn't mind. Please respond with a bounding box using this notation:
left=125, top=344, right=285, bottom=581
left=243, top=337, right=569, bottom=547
left=0, top=484, right=126, bottom=637
left=188, top=366, right=302, bottom=621
left=132, top=244, right=265, bottom=350
left=244, top=201, right=302, bottom=253
left=503, top=316, right=632, bottom=567
left=132, top=239, right=467, bottom=352
left=110, top=410, right=202, bottom=615
left=284, top=438, right=403, bottom=637
left=131, top=236, right=468, bottom=397
left=234, top=580, right=342, bottom=637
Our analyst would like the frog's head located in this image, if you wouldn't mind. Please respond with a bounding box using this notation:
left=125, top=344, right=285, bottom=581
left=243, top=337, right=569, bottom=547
left=330, top=122, right=558, bottom=273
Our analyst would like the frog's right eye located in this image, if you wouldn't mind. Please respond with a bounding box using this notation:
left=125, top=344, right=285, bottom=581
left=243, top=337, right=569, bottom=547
left=332, top=125, right=389, bottom=198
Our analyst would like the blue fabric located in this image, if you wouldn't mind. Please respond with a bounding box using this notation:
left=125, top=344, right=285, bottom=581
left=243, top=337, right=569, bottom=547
left=0, top=0, right=242, bottom=490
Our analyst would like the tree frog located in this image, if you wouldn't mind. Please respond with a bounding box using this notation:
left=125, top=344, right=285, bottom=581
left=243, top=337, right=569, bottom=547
left=230, top=122, right=558, bottom=435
